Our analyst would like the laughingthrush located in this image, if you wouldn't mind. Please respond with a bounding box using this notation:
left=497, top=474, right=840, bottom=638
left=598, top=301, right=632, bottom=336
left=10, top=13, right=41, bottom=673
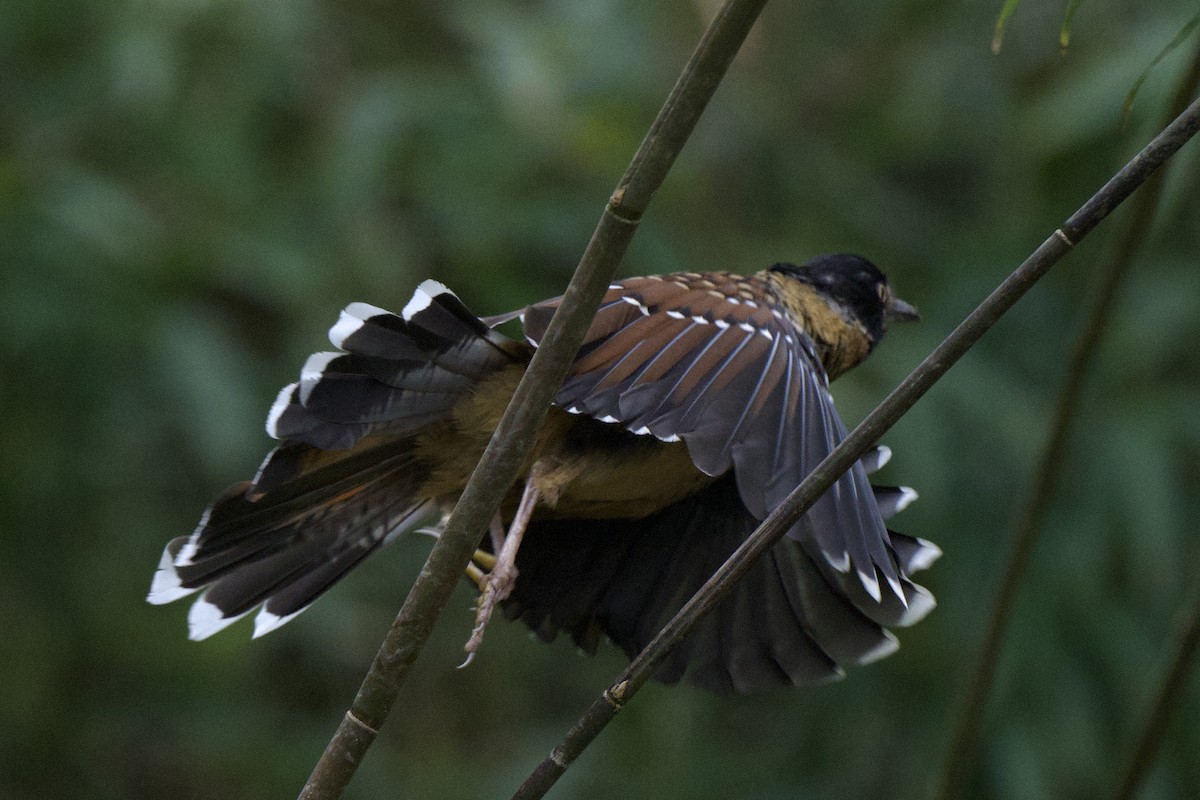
left=149, top=253, right=939, bottom=695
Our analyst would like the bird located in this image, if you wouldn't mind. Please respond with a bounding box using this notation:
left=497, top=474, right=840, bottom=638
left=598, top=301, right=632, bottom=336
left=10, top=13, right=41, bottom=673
left=147, top=253, right=940, bottom=695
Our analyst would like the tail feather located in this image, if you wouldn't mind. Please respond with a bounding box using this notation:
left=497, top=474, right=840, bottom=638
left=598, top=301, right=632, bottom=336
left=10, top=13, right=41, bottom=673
left=150, top=438, right=434, bottom=640
left=179, top=440, right=415, bottom=573
left=260, top=497, right=433, bottom=621
left=297, top=352, right=465, bottom=425
left=335, top=284, right=521, bottom=374
left=353, top=353, right=478, bottom=394
left=151, top=281, right=520, bottom=640
left=267, top=383, right=378, bottom=450
left=197, top=534, right=332, bottom=615
left=270, top=281, right=525, bottom=450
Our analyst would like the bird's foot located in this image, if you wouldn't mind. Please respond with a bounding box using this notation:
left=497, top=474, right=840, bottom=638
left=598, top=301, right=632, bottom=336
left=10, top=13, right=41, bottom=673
left=459, top=480, right=540, bottom=665
left=465, top=548, right=498, bottom=590
left=461, top=558, right=519, bottom=662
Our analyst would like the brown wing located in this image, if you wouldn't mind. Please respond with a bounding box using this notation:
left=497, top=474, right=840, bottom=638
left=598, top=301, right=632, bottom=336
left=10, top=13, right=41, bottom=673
left=522, top=273, right=904, bottom=604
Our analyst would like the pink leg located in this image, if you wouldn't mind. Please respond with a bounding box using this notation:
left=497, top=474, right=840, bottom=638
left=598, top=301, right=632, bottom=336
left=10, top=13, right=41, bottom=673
left=489, top=512, right=505, bottom=556
left=461, top=480, right=541, bottom=664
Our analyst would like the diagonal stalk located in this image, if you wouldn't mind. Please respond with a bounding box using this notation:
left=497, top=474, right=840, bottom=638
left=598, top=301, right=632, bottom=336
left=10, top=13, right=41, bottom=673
left=1112, top=584, right=1200, bottom=800
left=511, top=95, right=1200, bottom=800
left=296, top=2, right=770, bottom=798
left=933, top=44, right=1200, bottom=800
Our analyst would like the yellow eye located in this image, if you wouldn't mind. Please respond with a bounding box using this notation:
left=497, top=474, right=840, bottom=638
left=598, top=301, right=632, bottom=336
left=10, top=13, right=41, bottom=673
left=877, top=283, right=889, bottom=302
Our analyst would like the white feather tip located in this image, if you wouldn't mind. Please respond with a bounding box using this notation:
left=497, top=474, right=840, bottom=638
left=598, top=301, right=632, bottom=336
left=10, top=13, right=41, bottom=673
left=146, top=546, right=195, bottom=605
left=265, top=382, right=298, bottom=439
left=402, top=280, right=452, bottom=320
left=187, top=597, right=247, bottom=641
left=253, top=607, right=303, bottom=638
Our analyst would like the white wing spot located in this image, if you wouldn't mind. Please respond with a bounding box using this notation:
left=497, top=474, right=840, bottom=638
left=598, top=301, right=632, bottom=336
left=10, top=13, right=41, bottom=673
left=907, top=539, right=943, bottom=572
left=895, top=486, right=919, bottom=512
left=666, top=310, right=686, bottom=320
left=619, top=296, right=651, bottom=316
left=825, top=549, right=851, bottom=573
left=858, top=569, right=883, bottom=603
left=874, top=445, right=893, bottom=470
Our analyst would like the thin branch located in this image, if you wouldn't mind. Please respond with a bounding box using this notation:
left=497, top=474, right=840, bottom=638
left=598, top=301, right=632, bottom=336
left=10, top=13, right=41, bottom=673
left=511, top=96, right=1200, bottom=800
left=933, top=45, right=1200, bottom=800
left=1112, top=585, right=1200, bottom=800
left=296, top=2, right=770, bottom=798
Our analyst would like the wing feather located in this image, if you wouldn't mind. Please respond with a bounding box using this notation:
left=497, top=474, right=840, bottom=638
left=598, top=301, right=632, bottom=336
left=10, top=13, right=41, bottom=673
left=524, top=272, right=907, bottom=605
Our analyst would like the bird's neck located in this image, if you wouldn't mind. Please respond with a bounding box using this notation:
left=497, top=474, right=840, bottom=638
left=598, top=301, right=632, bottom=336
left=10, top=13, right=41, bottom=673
left=764, top=273, right=873, bottom=381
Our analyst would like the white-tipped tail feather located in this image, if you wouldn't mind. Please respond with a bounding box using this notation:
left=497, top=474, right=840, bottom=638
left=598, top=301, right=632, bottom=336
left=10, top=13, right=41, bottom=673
left=188, top=596, right=251, bottom=641
left=265, top=382, right=299, bottom=439
left=328, top=302, right=390, bottom=348
left=253, top=607, right=305, bottom=639
left=146, top=544, right=197, bottom=605
left=401, top=279, right=451, bottom=321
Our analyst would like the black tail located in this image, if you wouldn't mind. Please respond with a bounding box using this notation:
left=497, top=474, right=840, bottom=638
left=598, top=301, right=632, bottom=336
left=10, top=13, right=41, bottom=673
left=504, top=455, right=938, bottom=695
left=148, top=281, right=523, bottom=639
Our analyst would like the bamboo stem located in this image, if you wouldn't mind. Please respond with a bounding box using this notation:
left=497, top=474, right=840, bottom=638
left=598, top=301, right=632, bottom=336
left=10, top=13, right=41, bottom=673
left=932, top=44, right=1200, bottom=800
left=296, top=2, right=770, bottom=797
left=513, top=95, right=1200, bottom=800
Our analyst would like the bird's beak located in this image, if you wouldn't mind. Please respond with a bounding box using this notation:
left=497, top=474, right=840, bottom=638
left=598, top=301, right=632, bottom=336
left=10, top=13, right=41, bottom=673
left=886, top=295, right=920, bottom=322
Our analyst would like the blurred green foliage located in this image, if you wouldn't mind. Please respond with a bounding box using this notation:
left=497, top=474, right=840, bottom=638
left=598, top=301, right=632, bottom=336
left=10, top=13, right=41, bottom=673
left=3, top=1, right=1200, bottom=798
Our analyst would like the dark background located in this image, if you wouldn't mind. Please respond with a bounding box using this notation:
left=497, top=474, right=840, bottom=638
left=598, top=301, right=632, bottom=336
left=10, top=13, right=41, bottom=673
left=4, top=1, right=1200, bottom=798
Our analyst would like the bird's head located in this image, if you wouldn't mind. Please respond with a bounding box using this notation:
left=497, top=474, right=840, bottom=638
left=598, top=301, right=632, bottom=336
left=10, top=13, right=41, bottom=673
left=770, top=253, right=918, bottom=351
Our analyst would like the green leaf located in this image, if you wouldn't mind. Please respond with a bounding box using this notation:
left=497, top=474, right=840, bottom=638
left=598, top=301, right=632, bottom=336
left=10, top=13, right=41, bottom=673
left=993, top=0, right=1023, bottom=54
left=1059, top=0, right=1087, bottom=54
left=1123, top=12, right=1200, bottom=121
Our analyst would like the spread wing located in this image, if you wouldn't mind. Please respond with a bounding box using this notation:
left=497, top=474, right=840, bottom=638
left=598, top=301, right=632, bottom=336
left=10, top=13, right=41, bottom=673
left=522, top=272, right=904, bottom=604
